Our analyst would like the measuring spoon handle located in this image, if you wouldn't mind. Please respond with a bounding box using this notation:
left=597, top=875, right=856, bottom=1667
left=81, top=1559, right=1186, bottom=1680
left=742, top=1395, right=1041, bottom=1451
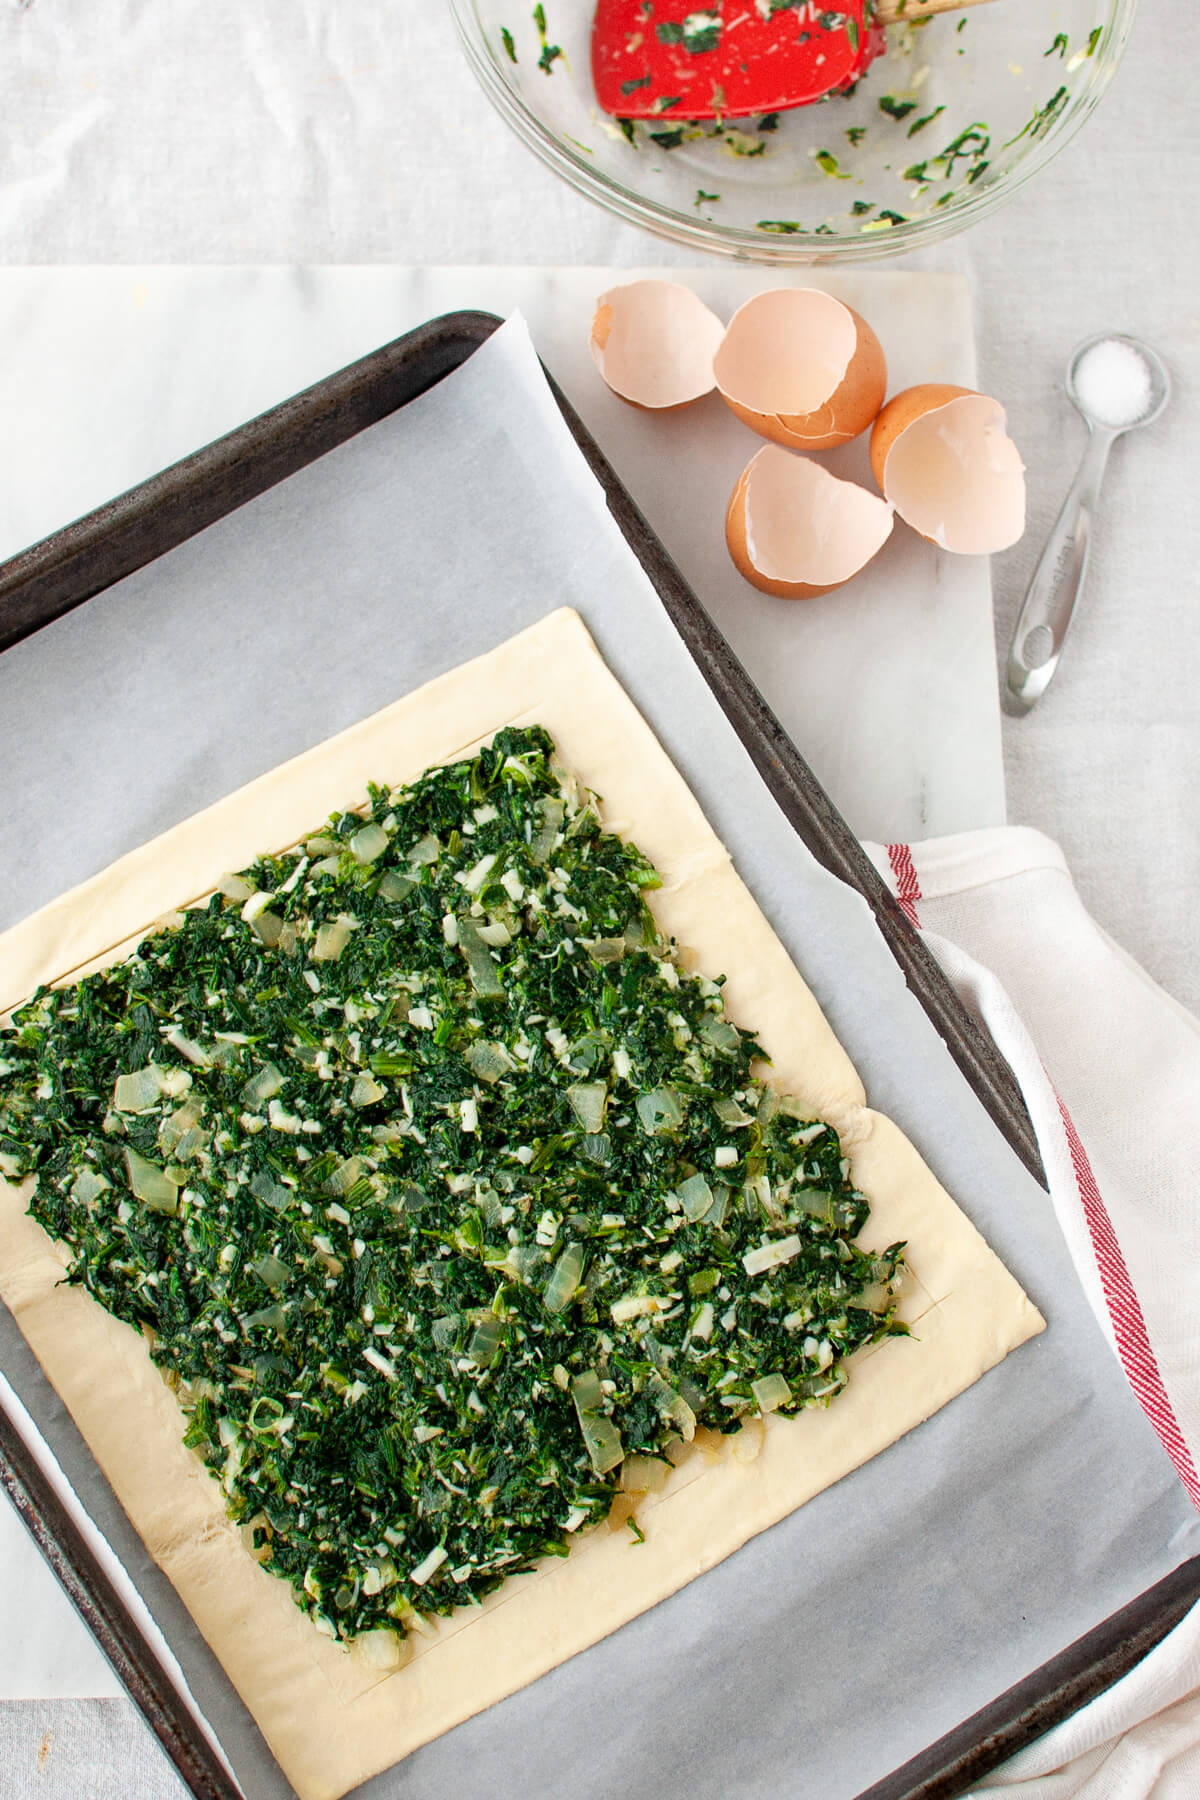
left=1005, top=426, right=1116, bottom=713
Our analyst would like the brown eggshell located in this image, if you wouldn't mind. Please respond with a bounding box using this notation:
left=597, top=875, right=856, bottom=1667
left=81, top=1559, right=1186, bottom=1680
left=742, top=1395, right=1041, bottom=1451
left=870, top=384, right=1026, bottom=554
left=725, top=444, right=894, bottom=601
left=589, top=279, right=725, bottom=412
left=714, top=289, right=888, bottom=451
left=869, top=384, right=976, bottom=490
left=726, top=468, right=837, bottom=600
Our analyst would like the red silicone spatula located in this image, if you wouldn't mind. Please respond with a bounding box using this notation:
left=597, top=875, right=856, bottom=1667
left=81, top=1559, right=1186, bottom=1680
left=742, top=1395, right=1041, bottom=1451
left=591, top=0, right=995, bottom=124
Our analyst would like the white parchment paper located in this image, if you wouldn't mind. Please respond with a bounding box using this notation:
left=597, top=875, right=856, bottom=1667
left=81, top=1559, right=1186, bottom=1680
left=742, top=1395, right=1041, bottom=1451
left=0, top=317, right=1195, bottom=1800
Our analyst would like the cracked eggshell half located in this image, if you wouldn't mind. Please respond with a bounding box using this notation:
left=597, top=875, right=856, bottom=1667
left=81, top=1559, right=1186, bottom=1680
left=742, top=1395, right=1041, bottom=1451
left=726, top=444, right=895, bottom=600
left=589, top=279, right=726, bottom=411
left=870, top=385, right=1026, bottom=553
left=713, top=288, right=888, bottom=452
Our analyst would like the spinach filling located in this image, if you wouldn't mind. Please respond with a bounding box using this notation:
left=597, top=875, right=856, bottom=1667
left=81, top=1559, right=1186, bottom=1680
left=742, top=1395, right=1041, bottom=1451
left=0, top=727, right=905, bottom=1647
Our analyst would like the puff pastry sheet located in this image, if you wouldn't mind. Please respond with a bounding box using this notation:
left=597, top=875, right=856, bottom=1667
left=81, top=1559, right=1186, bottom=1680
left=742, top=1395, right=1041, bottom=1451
left=0, top=609, right=1043, bottom=1800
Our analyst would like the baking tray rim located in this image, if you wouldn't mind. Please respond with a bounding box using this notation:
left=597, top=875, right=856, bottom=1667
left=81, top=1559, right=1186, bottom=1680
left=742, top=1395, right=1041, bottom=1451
left=0, top=305, right=1194, bottom=1800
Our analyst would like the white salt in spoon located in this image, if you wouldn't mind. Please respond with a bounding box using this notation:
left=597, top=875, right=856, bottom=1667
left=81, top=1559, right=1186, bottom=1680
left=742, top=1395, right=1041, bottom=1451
left=1005, top=334, right=1170, bottom=713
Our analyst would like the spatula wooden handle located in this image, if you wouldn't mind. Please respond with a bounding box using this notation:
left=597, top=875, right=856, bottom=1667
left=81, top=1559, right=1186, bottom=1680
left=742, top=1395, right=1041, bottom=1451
left=873, top=0, right=996, bottom=25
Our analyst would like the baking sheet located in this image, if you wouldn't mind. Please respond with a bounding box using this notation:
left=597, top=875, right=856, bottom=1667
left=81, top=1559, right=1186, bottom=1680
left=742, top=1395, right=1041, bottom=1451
left=0, top=315, right=1195, bottom=1800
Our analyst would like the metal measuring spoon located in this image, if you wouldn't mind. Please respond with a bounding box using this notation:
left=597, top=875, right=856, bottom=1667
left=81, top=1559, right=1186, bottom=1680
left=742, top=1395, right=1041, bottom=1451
left=1005, top=334, right=1171, bottom=713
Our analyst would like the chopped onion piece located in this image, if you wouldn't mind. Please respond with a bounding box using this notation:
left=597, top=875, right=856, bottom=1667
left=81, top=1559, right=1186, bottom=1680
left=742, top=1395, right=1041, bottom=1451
left=165, top=1029, right=211, bottom=1070
left=409, top=1544, right=448, bottom=1587
left=852, top=1281, right=893, bottom=1314
left=732, top=1417, right=766, bottom=1464
left=581, top=1412, right=624, bottom=1476
left=354, top=1628, right=411, bottom=1672
left=250, top=1253, right=291, bottom=1290
left=543, top=1241, right=585, bottom=1314
left=636, top=1086, right=684, bottom=1136
left=467, top=1313, right=506, bottom=1367
left=457, top=918, right=505, bottom=1000
left=250, top=910, right=284, bottom=948
left=458, top=853, right=497, bottom=894
left=326, top=1156, right=362, bottom=1196
left=751, top=1373, right=792, bottom=1414
left=581, top=937, right=625, bottom=964
left=700, top=1017, right=741, bottom=1054
left=610, top=1293, right=664, bottom=1325
left=243, top=1285, right=287, bottom=1319
left=123, top=1148, right=180, bottom=1214
left=112, top=1066, right=163, bottom=1114
left=216, top=872, right=255, bottom=903
left=689, top=1302, right=715, bottom=1343
left=678, top=1172, right=713, bottom=1221
left=240, top=889, right=276, bottom=923
left=350, top=822, right=390, bottom=865
left=378, top=870, right=416, bottom=903
left=529, top=798, right=564, bottom=865
left=572, top=1370, right=625, bottom=1475
left=742, top=1235, right=803, bottom=1278
left=312, top=916, right=354, bottom=962
left=70, top=1168, right=110, bottom=1206
left=465, top=1040, right=512, bottom=1084
left=644, top=1370, right=697, bottom=1442
left=712, top=1096, right=753, bottom=1128
left=620, top=1455, right=671, bottom=1495
left=241, top=1064, right=284, bottom=1108
left=571, top=1369, right=604, bottom=1413
left=566, top=1081, right=608, bottom=1134
left=349, top=1073, right=386, bottom=1109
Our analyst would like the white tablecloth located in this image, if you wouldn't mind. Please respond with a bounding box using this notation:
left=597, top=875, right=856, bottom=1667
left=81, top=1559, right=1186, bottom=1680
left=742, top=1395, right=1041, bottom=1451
left=0, top=3, right=1196, bottom=1795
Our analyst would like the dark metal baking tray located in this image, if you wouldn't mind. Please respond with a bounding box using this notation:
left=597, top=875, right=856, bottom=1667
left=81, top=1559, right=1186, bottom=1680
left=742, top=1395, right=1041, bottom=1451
left=0, top=309, right=1196, bottom=1800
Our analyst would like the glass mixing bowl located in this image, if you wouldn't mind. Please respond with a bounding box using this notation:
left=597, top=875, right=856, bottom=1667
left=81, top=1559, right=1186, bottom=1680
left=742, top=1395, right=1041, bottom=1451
left=448, top=0, right=1137, bottom=262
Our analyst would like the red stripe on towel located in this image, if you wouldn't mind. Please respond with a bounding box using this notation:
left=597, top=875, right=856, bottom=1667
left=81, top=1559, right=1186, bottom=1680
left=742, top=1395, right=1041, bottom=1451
left=886, top=843, right=922, bottom=927
left=1056, top=1093, right=1200, bottom=1513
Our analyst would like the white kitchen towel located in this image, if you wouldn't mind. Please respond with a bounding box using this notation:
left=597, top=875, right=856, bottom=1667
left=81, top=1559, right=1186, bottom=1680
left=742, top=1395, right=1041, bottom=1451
left=863, top=827, right=1200, bottom=1799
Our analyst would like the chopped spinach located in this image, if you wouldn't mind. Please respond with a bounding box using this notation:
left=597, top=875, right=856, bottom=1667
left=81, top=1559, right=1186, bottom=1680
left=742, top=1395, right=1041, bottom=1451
left=0, top=729, right=905, bottom=1649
